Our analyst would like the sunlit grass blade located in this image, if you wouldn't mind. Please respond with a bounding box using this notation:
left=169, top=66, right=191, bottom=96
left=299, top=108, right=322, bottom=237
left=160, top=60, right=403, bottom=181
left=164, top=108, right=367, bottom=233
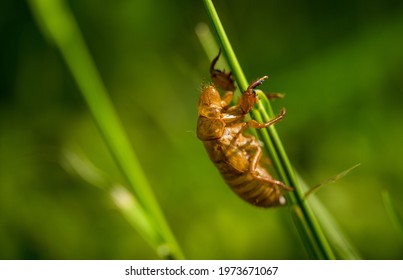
left=62, top=150, right=109, bottom=189
left=110, top=186, right=170, bottom=256
left=196, top=23, right=222, bottom=64
left=62, top=151, right=166, bottom=254
left=28, top=0, right=184, bottom=259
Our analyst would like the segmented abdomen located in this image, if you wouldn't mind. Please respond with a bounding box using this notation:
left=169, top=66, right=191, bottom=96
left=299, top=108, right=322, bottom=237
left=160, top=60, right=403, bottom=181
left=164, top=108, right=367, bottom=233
left=218, top=164, right=285, bottom=208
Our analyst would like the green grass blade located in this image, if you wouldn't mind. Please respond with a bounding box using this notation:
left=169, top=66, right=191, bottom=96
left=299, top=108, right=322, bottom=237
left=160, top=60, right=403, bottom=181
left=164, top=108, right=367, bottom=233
left=110, top=185, right=168, bottom=253
left=202, top=0, right=336, bottom=259
left=202, top=0, right=248, bottom=91
left=62, top=151, right=165, bottom=252
left=256, top=92, right=335, bottom=259
left=304, top=164, right=361, bottom=199
left=297, top=174, right=361, bottom=259
left=196, top=22, right=223, bottom=65
left=28, top=0, right=184, bottom=259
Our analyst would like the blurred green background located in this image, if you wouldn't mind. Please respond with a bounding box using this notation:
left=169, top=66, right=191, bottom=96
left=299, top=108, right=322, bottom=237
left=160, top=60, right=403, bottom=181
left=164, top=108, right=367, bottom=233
left=1, top=0, right=403, bottom=259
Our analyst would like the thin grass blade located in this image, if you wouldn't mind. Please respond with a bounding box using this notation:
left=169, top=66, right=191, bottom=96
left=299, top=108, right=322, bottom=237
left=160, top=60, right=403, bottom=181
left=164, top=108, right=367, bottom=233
left=202, top=0, right=336, bottom=259
left=304, top=164, right=361, bottom=199
left=28, top=0, right=184, bottom=259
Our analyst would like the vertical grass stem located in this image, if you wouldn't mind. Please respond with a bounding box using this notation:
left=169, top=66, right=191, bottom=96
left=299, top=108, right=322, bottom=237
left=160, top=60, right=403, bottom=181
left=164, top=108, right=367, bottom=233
left=202, top=0, right=335, bottom=259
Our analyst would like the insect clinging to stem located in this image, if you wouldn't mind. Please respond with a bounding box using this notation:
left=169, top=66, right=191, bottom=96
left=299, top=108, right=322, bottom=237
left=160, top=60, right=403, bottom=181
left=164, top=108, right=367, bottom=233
left=197, top=50, right=292, bottom=208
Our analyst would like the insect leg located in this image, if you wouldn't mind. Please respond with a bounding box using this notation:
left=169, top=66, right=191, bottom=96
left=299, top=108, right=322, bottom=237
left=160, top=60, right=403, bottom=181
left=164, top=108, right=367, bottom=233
left=266, top=92, right=285, bottom=100
left=247, top=138, right=293, bottom=191
left=209, top=48, right=221, bottom=76
left=220, top=91, right=234, bottom=108
left=246, top=108, right=286, bottom=130
left=247, top=76, right=269, bottom=91
left=248, top=141, right=263, bottom=172
left=210, top=49, right=236, bottom=91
